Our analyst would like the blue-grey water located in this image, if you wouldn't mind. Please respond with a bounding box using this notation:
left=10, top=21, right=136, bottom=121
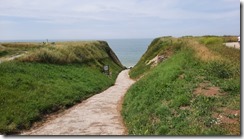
left=0, top=38, right=153, bottom=67
left=106, top=39, right=152, bottom=67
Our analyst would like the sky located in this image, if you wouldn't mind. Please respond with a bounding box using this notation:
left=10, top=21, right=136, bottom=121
left=0, top=0, right=241, bottom=40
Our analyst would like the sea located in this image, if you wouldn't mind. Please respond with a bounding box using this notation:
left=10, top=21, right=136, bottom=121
left=0, top=38, right=153, bottom=67
left=105, top=38, right=152, bottom=67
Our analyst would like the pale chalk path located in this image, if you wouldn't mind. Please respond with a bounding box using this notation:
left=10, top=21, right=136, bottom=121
left=21, top=70, right=135, bottom=135
left=0, top=53, right=26, bottom=64
left=224, top=42, right=240, bottom=49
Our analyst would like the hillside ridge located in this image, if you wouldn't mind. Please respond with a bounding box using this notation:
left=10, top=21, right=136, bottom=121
left=123, top=36, right=240, bottom=135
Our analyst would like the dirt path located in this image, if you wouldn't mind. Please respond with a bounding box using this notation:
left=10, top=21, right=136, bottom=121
left=224, top=42, right=240, bottom=49
left=21, top=70, right=135, bottom=135
left=0, top=53, right=25, bottom=64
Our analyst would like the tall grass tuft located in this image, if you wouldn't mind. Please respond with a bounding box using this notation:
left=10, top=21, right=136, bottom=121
left=18, top=41, right=123, bottom=68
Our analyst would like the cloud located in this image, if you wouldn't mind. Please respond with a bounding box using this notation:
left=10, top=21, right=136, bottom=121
left=0, top=0, right=239, bottom=22
left=0, top=0, right=240, bottom=39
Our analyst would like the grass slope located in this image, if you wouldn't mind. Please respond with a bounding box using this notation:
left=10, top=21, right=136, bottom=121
left=0, top=41, right=123, bottom=134
left=122, top=36, right=240, bottom=135
left=0, top=42, right=42, bottom=59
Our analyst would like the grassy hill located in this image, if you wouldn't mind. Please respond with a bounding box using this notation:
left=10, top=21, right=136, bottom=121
left=122, top=36, right=240, bottom=135
left=0, top=42, right=42, bottom=59
left=0, top=41, right=124, bottom=134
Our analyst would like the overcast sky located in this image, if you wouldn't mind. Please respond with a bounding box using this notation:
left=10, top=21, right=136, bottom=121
left=0, top=0, right=241, bottom=40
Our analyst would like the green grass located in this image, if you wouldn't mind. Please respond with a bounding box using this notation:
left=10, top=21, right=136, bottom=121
left=129, top=37, right=186, bottom=79
left=0, top=50, right=8, bottom=57
left=0, top=41, right=123, bottom=134
left=122, top=36, right=240, bottom=135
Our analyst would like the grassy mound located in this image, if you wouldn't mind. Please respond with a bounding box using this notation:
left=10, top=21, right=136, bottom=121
left=0, top=42, right=42, bottom=59
left=19, top=41, right=123, bottom=67
left=0, top=41, right=123, bottom=134
left=122, top=36, right=240, bottom=135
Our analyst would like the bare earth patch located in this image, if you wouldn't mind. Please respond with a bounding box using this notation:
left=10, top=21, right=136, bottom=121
left=193, top=82, right=225, bottom=97
left=180, top=106, right=190, bottom=110
left=212, top=108, right=240, bottom=135
left=21, top=70, right=135, bottom=135
left=193, top=82, right=240, bottom=135
left=212, top=108, right=240, bottom=124
left=146, top=55, right=166, bottom=67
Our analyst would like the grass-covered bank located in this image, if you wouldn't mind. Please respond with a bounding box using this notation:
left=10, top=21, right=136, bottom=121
left=0, top=42, right=42, bottom=59
left=0, top=41, right=123, bottom=134
left=122, top=36, right=240, bottom=135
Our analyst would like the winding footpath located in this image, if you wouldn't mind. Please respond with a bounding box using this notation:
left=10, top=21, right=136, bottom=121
left=21, top=70, right=135, bottom=135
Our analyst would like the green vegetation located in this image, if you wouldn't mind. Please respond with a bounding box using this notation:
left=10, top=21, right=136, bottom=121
left=0, top=42, right=42, bottom=58
left=122, top=36, right=240, bottom=135
left=129, top=37, right=185, bottom=79
left=222, top=35, right=238, bottom=42
left=0, top=41, right=123, bottom=134
left=19, top=41, right=123, bottom=67
left=0, top=50, right=8, bottom=57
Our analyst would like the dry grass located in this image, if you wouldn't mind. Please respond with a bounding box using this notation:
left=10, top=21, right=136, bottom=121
left=223, top=36, right=238, bottom=42
left=18, top=41, right=109, bottom=64
left=1, top=42, right=42, bottom=48
left=188, top=40, right=222, bottom=62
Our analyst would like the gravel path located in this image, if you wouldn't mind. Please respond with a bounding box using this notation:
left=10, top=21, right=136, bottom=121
left=21, top=70, right=135, bottom=135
